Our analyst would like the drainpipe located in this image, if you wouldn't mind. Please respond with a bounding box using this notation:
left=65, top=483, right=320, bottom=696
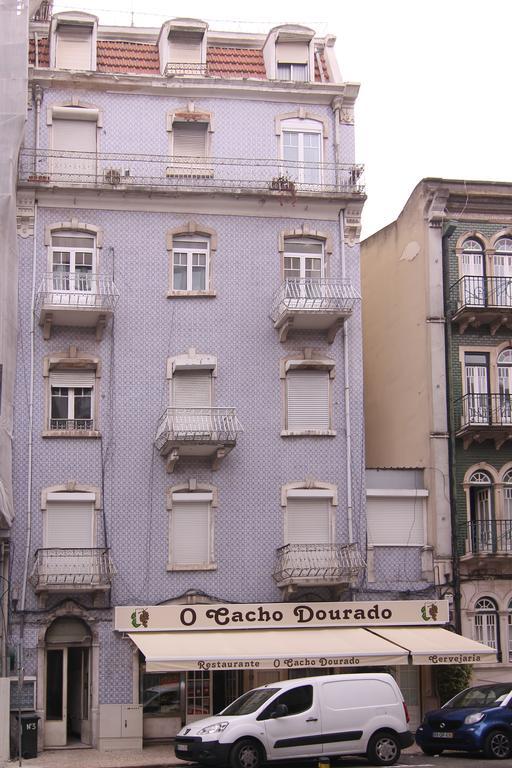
left=331, top=96, right=342, bottom=191
left=442, top=223, right=462, bottom=633
left=33, top=85, right=42, bottom=175
left=20, top=202, right=38, bottom=613
left=339, top=210, right=354, bottom=544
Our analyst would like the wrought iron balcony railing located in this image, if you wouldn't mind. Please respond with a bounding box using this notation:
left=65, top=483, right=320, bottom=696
left=465, top=520, right=512, bottom=555
left=30, top=548, right=115, bottom=590
left=164, top=62, right=208, bottom=77
left=155, top=407, right=243, bottom=450
left=456, top=393, right=512, bottom=429
left=36, top=273, right=119, bottom=312
left=273, top=543, right=365, bottom=585
left=18, top=148, right=365, bottom=196
left=49, top=418, right=94, bottom=431
left=271, top=278, right=361, bottom=322
left=450, top=275, right=512, bottom=311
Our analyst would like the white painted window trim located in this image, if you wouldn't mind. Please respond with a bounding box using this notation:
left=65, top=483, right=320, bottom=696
left=171, top=234, right=210, bottom=293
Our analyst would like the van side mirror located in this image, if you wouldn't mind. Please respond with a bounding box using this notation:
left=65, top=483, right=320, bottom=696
left=272, top=703, right=289, bottom=718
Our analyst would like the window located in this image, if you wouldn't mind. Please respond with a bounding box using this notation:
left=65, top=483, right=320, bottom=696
left=497, top=349, right=512, bottom=424
left=55, top=24, right=93, bottom=70
left=277, top=63, right=308, bottom=81
left=173, top=369, right=212, bottom=409
left=493, top=238, right=512, bottom=307
left=172, top=235, right=209, bottom=292
left=45, top=492, right=94, bottom=549
left=281, top=119, right=322, bottom=185
left=464, top=352, right=489, bottom=425
left=285, top=369, right=331, bottom=433
left=283, top=238, right=324, bottom=282
left=460, top=238, right=485, bottom=306
left=468, top=470, right=493, bottom=553
left=44, top=351, right=100, bottom=436
left=50, top=106, right=99, bottom=179
left=366, top=492, right=426, bottom=547
left=259, top=685, right=313, bottom=720
left=50, top=231, right=95, bottom=294
left=284, top=489, right=334, bottom=546
left=168, top=492, right=215, bottom=569
left=49, top=371, right=94, bottom=431
left=473, top=597, right=499, bottom=652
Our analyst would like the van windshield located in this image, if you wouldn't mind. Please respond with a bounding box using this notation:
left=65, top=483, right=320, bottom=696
left=221, top=689, right=278, bottom=716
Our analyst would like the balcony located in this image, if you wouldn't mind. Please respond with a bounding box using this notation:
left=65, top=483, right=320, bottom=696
left=273, top=543, right=365, bottom=595
left=450, top=276, right=512, bottom=334
left=155, top=407, right=243, bottom=471
left=36, top=273, right=119, bottom=340
left=30, top=548, right=115, bottom=594
left=271, top=278, right=360, bottom=342
left=455, top=393, right=512, bottom=449
left=461, top=521, right=512, bottom=573
left=18, top=148, right=365, bottom=199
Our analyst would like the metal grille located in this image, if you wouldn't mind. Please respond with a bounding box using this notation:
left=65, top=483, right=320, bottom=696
left=155, top=407, right=243, bottom=449
left=19, top=148, right=365, bottom=196
left=36, top=273, right=119, bottom=311
left=273, top=543, right=365, bottom=585
left=456, top=393, right=512, bottom=428
left=450, top=275, right=512, bottom=310
left=29, top=548, right=115, bottom=589
left=465, top=520, right=512, bottom=554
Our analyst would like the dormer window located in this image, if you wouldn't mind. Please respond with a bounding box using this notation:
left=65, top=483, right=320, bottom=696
left=50, top=12, right=98, bottom=71
left=56, top=24, right=93, bottom=69
left=159, top=18, right=208, bottom=77
left=264, top=24, right=315, bottom=82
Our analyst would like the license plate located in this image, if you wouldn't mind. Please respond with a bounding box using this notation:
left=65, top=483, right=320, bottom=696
left=178, top=744, right=189, bottom=751
left=433, top=732, right=453, bottom=739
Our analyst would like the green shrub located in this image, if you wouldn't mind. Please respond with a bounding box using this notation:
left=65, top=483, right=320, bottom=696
left=434, top=664, right=473, bottom=705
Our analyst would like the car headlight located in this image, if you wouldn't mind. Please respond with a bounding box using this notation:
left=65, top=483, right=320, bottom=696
left=464, top=712, right=485, bottom=725
left=198, top=722, right=230, bottom=735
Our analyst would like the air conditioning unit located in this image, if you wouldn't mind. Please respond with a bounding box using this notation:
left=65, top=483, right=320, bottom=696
left=104, top=167, right=121, bottom=185
left=10, top=678, right=36, bottom=711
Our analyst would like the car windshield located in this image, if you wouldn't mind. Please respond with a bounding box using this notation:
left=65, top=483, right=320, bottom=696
left=221, top=688, right=279, bottom=716
left=443, top=684, right=512, bottom=709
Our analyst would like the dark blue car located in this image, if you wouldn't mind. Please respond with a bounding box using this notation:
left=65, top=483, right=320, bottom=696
left=416, top=683, right=512, bottom=759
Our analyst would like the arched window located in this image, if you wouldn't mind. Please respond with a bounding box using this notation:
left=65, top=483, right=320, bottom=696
left=474, top=597, right=499, bottom=653
left=497, top=350, right=512, bottom=426
left=468, top=471, right=494, bottom=553
left=461, top=238, right=485, bottom=306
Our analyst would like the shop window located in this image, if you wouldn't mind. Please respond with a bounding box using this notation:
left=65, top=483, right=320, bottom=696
left=139, top=657, right=181, bottom=718
left=187, top=671, right=210, bottom=717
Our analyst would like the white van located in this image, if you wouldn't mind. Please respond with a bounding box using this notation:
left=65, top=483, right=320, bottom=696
left=175, top=673, right=413, bottom=767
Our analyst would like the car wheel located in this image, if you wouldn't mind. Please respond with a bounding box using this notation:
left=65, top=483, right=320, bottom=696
left=366, top=731, right=401, bottom=766
left=229, top=739, right=263, bottom=768
left=484, top=729, right=512, bottom=760
left=420, top=746, right=444, bottom=756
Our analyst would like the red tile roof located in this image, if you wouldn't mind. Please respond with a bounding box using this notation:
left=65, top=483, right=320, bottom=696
left=29, top=37, right=329, bottom=82
left=207, top=47, right=266, bottom=78
left=97, top=40, right=159, bottom=74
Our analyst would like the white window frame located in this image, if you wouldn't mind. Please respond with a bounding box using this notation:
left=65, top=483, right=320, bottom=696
left=49, top=381, right=94, bottom=432
left=277, top=62, right=308, bottom=81
left=167, top=491, right=216, bottom=571
left=281, top=119, right=323, bottom=185
left=171, top=235, right=210, bottom=293
left=55, top=23, right=94, bottom=70
left=473, top=597, right=499, bottom=651
left=283, top=237, right=325, bottom=281
left=50, top=230, right=96, bottom=293
left=43, top=355, right=100, bottom=438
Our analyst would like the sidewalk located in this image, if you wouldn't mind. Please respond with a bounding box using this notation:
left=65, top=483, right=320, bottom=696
left=1, top=742, right=423, bottom=768
left=1, top=743, right=185, bottom=768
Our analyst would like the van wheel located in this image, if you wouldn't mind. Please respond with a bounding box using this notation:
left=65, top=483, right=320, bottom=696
left=484, top=729, right=512, bottom=759
left=366, top=732, right=401, bottom=766
left=230, top=739, right=263, bottom=768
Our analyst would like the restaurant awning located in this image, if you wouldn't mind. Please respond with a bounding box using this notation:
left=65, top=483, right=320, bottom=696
left=368, top=625, right=497, bottom=665
left=129, top=625, right=496, bottom=671
left=129, top=626, right=408, bottom=672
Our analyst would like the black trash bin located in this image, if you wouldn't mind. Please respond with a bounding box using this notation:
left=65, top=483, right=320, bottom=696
left=15, top=713, right=40, bottom=759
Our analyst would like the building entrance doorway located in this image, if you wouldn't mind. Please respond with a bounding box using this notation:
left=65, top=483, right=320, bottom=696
left=44, top=618, right=91, bottom=747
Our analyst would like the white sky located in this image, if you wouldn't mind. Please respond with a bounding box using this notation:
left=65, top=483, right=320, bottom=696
left=54, top=0, right=512, bottom=237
